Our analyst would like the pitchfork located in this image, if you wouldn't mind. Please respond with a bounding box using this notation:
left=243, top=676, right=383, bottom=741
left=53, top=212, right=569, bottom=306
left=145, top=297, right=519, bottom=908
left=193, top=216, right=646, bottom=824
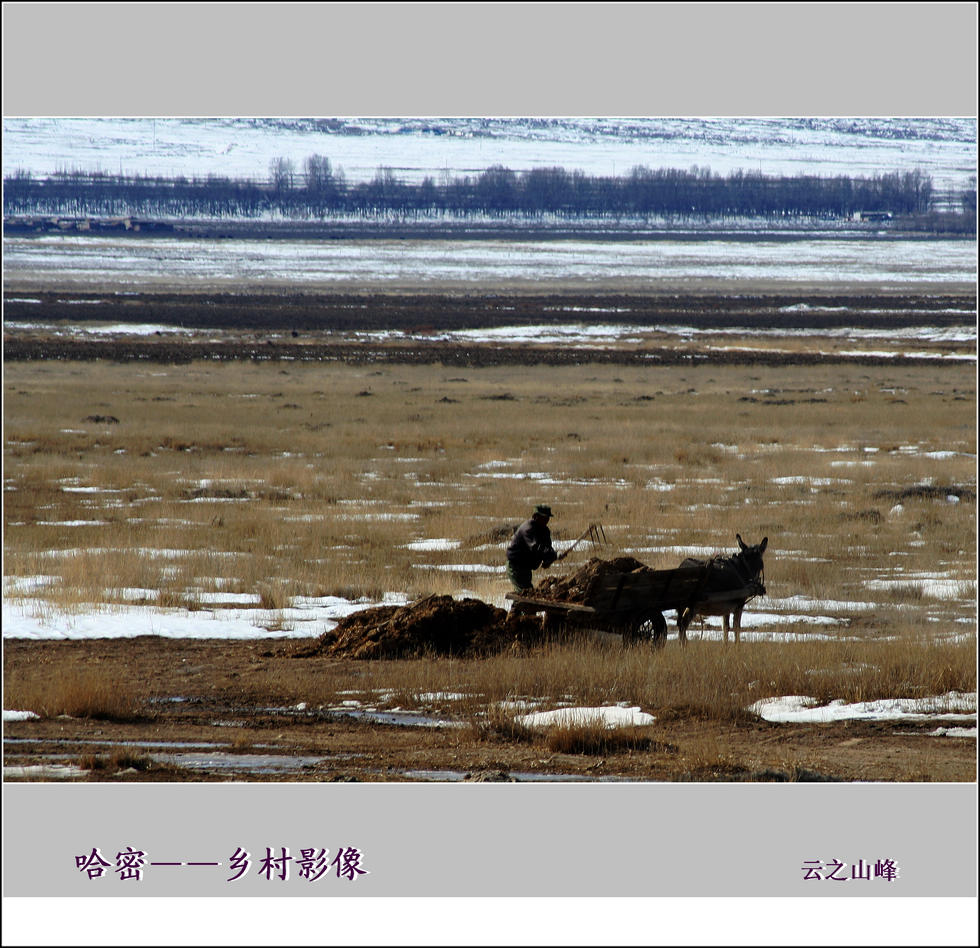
left=556, top=522, right=609, bottom=561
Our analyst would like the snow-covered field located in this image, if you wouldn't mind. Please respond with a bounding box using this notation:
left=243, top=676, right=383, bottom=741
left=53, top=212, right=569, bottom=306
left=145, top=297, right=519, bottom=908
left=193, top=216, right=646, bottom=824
left=4, top=233, right=976, bottom=292
left=3, top=117, right=976, bottom=194
left=4, top=549, right=974, bottom=645
left=1, top=583, right=406, bottom=642
left=4, top=117, right=976, bottom=304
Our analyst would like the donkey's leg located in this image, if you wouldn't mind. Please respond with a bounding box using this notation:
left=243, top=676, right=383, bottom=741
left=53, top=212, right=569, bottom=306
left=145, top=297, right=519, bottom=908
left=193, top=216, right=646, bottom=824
left=722, top=613, right=730, bottom=644
left=733, top=603, right=744, bottom=644
left=677, top=608, right=690, bottom=645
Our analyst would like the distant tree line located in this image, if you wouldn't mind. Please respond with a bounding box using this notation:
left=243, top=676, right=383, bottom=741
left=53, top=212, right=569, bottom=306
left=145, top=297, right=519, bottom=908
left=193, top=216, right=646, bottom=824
left=2, top=156, right=962, bottom=224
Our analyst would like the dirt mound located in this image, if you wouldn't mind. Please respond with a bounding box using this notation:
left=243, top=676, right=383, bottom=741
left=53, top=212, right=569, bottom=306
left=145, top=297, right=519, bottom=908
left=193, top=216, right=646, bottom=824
left=316, top=595, right=543, bottom=660
left=533, top=555, right=654, bottom=605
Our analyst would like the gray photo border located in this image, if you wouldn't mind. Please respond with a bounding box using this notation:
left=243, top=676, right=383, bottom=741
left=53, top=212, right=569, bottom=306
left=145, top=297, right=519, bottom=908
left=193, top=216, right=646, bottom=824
left=3, top=1, right=977, bottom=943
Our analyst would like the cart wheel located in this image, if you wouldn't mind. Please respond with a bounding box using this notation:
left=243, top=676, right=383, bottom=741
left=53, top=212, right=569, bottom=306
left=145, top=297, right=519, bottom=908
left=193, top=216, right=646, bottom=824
left=626, top=611, right=668, bottom=647
left=542, top=613, right=565, bottom=636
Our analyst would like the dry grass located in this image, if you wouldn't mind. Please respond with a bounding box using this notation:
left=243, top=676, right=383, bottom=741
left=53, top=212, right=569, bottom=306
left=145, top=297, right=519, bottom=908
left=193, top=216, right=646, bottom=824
left=4, top=666, right=143, bottom=721
left=543, top=718, right=653, bottom=755
left=469, top=702, right=538, bottom=744
left=3, top=357, right=976, bottom=722
left=78, top=749, right=155, bottom=772
left=214, top=630, right=975, bottom=725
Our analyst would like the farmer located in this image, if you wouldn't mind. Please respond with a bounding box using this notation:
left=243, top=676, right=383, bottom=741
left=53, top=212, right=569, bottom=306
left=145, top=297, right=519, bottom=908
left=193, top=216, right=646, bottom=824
left=506, top=504, right=558, bottom=593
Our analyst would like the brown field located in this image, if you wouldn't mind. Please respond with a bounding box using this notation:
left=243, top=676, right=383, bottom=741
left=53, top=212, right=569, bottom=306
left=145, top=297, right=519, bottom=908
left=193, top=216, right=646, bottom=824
left=2, top=289, right=976, bottom=783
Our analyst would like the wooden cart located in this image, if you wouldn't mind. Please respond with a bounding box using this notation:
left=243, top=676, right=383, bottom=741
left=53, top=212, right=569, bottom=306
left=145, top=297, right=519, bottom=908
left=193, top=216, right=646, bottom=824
left=505, top=563, right=765, bottom=645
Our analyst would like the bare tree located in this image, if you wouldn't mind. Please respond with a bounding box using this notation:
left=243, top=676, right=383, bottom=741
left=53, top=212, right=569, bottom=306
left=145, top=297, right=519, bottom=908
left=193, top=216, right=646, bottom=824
left=269, top=157, right=295, bottom=194
left=304, top=154, right=332, bottom=194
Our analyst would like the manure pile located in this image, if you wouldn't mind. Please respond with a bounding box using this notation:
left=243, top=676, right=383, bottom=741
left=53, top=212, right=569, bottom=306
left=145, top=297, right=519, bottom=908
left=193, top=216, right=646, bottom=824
left=533, top=556, right=654, bottom=605
left=315, top=594, right=544, bottom=660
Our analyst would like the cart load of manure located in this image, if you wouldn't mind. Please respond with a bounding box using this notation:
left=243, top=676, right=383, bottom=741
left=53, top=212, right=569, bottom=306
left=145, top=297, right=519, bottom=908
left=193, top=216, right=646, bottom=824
left=314, top=594, right=544, bottom=660
left=533, top=555, right=655, bottom=606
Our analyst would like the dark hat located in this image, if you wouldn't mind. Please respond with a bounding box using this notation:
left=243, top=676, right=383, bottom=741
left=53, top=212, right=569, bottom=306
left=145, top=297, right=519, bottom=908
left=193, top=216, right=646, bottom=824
left=534, top=504, right=553, bottom=518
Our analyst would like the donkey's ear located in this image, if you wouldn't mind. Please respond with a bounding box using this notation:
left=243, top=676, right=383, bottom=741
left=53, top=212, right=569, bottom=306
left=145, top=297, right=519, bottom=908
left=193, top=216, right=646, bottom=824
left=736, top=533, right=746, bottom=550
left=759, top=537, right=768, bottom=553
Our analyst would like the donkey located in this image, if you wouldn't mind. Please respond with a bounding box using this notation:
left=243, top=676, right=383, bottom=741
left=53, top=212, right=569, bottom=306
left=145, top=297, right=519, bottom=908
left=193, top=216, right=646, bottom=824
left=677, top=534, right=767, bottom=643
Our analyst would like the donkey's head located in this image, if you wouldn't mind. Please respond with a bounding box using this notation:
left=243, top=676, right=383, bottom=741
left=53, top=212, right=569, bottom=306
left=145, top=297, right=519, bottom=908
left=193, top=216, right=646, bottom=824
left=735, top=533, right=768, bottom=580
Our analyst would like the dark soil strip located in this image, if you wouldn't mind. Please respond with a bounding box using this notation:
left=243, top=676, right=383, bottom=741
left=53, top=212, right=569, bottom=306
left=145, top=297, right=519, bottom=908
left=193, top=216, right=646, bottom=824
left=3, top=291, right=975, bottom=333
left=2, top=338, right=965, bottom=367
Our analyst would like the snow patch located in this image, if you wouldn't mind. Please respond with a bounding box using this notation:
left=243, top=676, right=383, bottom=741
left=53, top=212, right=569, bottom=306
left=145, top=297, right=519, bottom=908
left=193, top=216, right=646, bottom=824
left=749, top=691, right=976, bottom=723
left=515, top=705, right=656, bottom=729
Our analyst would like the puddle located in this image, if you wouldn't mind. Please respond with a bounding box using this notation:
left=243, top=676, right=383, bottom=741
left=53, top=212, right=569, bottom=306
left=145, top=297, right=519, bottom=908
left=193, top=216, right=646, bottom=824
left=401, top=769, right=469, bottom=782
left=4, top=737, right=225, bottom=750
left=399, top=769, right=633, bottom=782
left=150, top=752, right=340, bottom=773
left=511, top=771, right=634, bottom=782
left=4, top=740, right=366, bottom=779
left=258, top=704, right=463, bottom=729
left=327, top=709, right=465, bottom=729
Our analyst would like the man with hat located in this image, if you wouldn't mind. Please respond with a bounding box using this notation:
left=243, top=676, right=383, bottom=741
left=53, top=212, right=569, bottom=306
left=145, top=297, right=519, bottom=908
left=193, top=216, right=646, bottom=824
left=506, top=504, right=558, bottom=593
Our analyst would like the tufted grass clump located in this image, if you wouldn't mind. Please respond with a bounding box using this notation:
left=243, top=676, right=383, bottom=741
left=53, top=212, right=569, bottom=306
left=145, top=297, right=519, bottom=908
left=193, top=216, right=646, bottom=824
left=544, top=718, right=653, bottom=755
left=5, top=668, right=144, bottom=722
